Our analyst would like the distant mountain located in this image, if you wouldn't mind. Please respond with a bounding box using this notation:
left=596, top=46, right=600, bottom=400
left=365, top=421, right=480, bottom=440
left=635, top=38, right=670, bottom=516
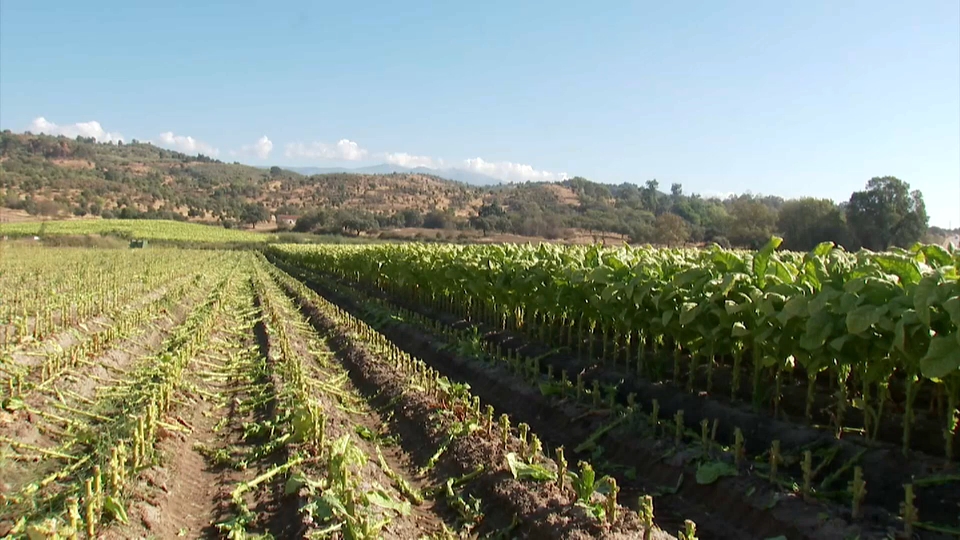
left=286, top=164, right=503, bottom=186
left=433, top=168, right=504, bottom=186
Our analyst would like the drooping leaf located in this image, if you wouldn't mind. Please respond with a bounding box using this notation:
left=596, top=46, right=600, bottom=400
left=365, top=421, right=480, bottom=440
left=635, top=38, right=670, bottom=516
left=366, top=489, right=412, bottom=516
left=811, top=242, right=835, bottom=257
left=506, top=452, right=557, bottom=482
left=731, top=322, right=750, bottom=337
left=846, top=305, right=883, bottom=334
left=696, top=461, right=738, bottom=485
left=943, top=296, right=960, bottom=326
left=920, top=334, right=960, bottom=379
left=104, top=495, right=129, bottom=524
left=679, top=302, right=699, bottom=325
left=313, top=492, right=347, bottom=521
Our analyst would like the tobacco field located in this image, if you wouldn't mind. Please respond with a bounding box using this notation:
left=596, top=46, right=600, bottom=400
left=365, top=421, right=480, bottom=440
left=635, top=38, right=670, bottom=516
left=1, top=238, right=958, bottom=539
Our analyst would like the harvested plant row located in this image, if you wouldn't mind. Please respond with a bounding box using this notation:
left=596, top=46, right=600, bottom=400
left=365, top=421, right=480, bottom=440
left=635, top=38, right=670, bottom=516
left=0, top=254, right=243, bottom=537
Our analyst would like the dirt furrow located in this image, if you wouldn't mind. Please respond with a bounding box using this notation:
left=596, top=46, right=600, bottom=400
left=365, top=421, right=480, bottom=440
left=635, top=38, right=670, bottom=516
left=106, top=279, right=263, bottom=539
left=255, top=264, right=454, bottom=538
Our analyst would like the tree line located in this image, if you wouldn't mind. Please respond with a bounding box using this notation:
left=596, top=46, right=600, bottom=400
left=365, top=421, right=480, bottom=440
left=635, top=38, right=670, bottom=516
left=0, top=132, right=938, bottom=251
left=291, top=175, right=930, bottom=251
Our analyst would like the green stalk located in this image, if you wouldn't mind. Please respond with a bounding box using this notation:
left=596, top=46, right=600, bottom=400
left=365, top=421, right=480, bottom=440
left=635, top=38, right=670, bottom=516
left=687, top=353, right=697, bottom=393
left=805, top=369, right=817, bottom=421
left=751, top=344, right=763, bottom=411
left=944, top=377, right=958, bottom=462
left=673, top=345, right=681, bottom=385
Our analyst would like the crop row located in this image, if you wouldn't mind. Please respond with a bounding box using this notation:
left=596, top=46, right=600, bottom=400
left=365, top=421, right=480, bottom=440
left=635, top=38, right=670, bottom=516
left=267, top=241, right=960, bottom=461
left=0, top=247, right=228, bottom=349
left=0, top=219, right=269, bottom=244
left=0, top=254, right=244, bottom=537
left=263, top=258, right=681, bottom=538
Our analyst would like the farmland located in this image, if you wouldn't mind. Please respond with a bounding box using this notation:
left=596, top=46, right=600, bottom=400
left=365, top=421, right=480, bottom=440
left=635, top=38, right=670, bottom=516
left=1, top=235, right=958, bottom=539
left=0, top=219, right=271, bottom=245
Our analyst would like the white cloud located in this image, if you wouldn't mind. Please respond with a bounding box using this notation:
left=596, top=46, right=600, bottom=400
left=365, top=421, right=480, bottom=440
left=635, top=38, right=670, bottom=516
left=461, top=157, right=567, bottom=183
left=235, top=135, right=273, bottom=159
left=383, top=152, right=442, bottom=169
left=701, top=190, right=736, bottom=200
left=158, top=131, right=219, bottom=156
left=285, top=139, right=368, bottom=161
left=29, top=117, right=124, bottom=143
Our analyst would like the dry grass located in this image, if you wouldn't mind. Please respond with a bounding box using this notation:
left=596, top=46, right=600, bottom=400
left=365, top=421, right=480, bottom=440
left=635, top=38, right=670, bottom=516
left=51, top=158, right=95, bottom=170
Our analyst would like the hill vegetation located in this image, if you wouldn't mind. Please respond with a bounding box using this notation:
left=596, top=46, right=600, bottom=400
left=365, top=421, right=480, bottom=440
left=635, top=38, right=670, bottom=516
left=0, top=131, right=945, bottom=249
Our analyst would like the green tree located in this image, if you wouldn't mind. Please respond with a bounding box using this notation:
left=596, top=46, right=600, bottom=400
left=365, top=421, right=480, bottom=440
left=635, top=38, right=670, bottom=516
left=846, top=176, right=928, bottom=250
left=339, top=213, right=379, bottom=235
left=653, top=212, right=690, bottom=246
left=777, top=198, right=853, bottom=251
left=240, top=202, right=270, bottom=227
left=727, top=195, right=778, bottom=248
left=423, top=208, right=455, bottom=229
left=294, top=209, right=331, bottom=232
left=643, top=179, right=661, bottom=213
left=398, top=208, right=424, bottom=227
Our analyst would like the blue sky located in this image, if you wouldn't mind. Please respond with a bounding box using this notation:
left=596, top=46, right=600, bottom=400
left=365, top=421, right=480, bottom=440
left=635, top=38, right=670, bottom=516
left=1, top=1, right=958, bottom=227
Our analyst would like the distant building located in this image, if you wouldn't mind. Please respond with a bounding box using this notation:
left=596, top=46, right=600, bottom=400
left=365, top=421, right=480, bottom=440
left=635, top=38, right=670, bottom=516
left=275, top=214, right=298, bottom=228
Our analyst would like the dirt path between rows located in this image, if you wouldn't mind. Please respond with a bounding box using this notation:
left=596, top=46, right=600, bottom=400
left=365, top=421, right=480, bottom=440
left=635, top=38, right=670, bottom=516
left=259, top=267, right=452, bottom=538
left=106, top=287, right=258, bottom=539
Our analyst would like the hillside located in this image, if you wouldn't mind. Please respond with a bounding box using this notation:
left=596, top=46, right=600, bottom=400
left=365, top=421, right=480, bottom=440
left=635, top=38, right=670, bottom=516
left=0, top=132, right=486, bottom=217
left=0, top=131, right=944, bottom=250
left=286, top=165, right=502, bottom=185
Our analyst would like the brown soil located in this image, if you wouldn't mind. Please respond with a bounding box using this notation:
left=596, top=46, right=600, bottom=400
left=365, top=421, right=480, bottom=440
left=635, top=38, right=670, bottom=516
left=2, top=275, right=192, bottom=379
left=257, top=271, right=452, bottom=538
left=105, top=282, right=261, bottom=539
left=0, top=285, right=203, bottom=514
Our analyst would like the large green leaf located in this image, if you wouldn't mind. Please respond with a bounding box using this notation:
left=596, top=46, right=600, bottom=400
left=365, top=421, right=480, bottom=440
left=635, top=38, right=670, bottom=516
left=874, top=255, right=922, bottom=286
left=778, top=296, right=809, bottom=324
left=943, top=296, right=960, bottom=327
left=801, top=312, right=834, bottom=350
left=920, top=334, right=960, bottom=379
left=811, top=242, right=835, bottom=257
left=914, top=277, right=940, bottom=326
left=808, top=289, right=839, bottom=315
left=917, top=244, right=953, bottom=267
left=587, top=265, right=615, bottom=285
left=679, top=302, right=699, bottom=325
left=846, top=305, right=884, bottom=334
left=752, top=236, right=783, bottom=285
